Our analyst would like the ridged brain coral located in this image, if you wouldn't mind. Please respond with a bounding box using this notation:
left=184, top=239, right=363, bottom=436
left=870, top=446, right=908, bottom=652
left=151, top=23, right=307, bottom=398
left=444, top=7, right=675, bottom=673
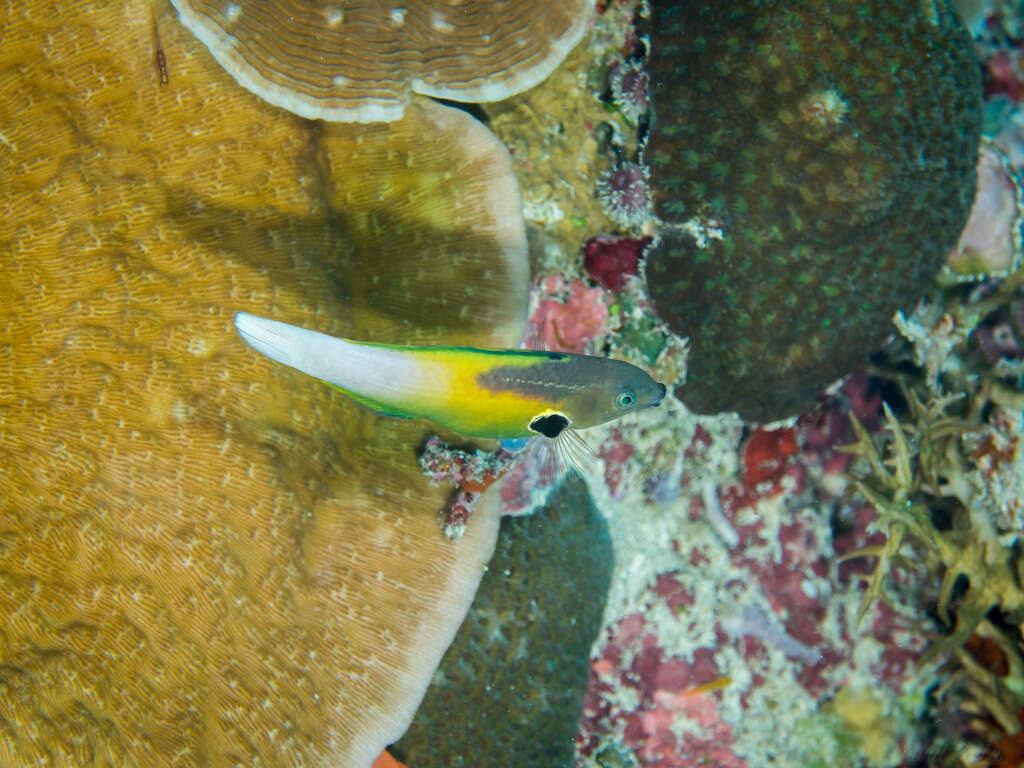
left=170, top=0, right=595, bottom=122
left=644, top=0, right=982, bottom=422
left=0, top=1, right=531, bottom=766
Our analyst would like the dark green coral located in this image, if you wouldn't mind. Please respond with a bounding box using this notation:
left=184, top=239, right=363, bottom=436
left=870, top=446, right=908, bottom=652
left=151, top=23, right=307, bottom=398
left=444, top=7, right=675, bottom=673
left=645, top=0, right=981, bottom=421
left=390, top=475, right=612, bottom=767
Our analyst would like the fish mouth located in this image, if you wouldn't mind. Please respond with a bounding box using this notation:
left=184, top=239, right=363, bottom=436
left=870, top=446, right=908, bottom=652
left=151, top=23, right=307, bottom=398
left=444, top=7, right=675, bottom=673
left=649, top=382, right=667, bottom=407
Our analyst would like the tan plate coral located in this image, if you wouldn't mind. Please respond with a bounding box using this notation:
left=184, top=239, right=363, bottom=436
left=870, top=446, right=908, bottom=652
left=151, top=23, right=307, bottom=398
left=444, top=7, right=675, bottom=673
left=0, top=1, right=531, bottom=765
left=170, top=0, right=596, bottom=122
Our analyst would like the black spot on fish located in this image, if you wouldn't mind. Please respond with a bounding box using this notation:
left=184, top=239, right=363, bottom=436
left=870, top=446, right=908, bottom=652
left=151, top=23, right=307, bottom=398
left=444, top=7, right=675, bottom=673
left=529, top=412, right=569, bottom=439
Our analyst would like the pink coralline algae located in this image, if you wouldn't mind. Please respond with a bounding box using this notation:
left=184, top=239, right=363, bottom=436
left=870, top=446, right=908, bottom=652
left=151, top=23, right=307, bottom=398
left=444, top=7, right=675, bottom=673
left=716, top=497, right=839, bottom=696
left=584, top=235, right=651, bottom=291
left=418, top=436, right=519, bottom=537
left=986, top=49, right=1024, bottom=102
left=576, top=367, right=935, bottom=764
left=497, top=440, right=561, bottom=517
left=579, top=606, right=747, bottom=768
left=720, top=604, right=822, bottom=665
left=524, top=275, right=611, bottom=353
left=725, top=377, right=932, bottom=693
left=796, top=369, right=884, bottom=483
left=740, top=426, right=799, bottom=489
left=596, top=428, right=636, bottom=500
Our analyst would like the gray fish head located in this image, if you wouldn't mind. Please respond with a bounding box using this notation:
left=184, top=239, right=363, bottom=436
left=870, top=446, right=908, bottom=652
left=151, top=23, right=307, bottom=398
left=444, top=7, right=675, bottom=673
left=649, top=381, right=668, bottom=407
left=559, top=356, right=667, bottom=429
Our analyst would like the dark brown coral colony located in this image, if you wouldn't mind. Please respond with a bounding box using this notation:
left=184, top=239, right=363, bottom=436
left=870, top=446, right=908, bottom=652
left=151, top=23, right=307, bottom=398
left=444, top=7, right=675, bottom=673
left=645, top=0, right=982, bottom=422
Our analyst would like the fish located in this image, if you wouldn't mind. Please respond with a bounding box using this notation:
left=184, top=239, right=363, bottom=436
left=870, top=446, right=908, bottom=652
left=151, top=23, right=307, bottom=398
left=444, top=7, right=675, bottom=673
left=233, top=312, right=666, bottom=447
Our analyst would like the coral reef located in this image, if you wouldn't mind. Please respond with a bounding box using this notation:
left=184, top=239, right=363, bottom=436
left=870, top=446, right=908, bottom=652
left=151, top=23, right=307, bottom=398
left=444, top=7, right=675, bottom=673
left=3, top=0, right=1013, bottom=765
left=483, top=0, right=653, bottom=262
left=0, top=1, right=533, bottom=765
left=575, top=377, right=939, bottom=768
left=837, top=275, right=1024, bottom=763
left=391, top=475, right=613, bottom=767
left=841, top=394, right=1024, bottom=660
left=170, top=0, right=596, bottom=122
left=466, top=3, right=1020, bottom=765
left=821, top=49, right=1024, bottom=745
left=644, top=0, right=982, bottom=422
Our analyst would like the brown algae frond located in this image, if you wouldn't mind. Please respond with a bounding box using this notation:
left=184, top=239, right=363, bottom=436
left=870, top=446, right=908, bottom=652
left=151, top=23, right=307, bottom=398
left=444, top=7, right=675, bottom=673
left=840, top=380, right=1024, bottom=748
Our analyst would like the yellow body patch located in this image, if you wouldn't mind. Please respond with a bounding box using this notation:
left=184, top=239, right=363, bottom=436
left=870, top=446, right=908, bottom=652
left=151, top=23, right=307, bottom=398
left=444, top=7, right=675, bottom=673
left=406, top=349, right=569, bottom=439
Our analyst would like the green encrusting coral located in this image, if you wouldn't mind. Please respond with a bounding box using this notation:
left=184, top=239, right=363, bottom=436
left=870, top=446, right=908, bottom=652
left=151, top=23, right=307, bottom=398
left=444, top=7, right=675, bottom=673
left=391, top=475, right=613, bottom=767
left=644, top=0, right=982, bottom=422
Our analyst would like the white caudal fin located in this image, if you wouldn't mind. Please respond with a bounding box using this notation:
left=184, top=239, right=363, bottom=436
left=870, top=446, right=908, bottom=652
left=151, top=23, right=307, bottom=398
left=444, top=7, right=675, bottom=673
left=233, top=312, right=420, bottom=400
left=235, top=311, right=314, bottom=371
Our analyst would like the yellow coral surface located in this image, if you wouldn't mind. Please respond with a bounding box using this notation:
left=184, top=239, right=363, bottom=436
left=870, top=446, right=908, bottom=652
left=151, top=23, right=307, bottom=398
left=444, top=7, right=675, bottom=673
left=0, top=1, right=527, bottom=765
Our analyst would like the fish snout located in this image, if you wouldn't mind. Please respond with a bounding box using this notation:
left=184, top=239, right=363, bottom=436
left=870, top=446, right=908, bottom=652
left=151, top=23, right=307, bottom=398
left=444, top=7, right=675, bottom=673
left=649, top=382, right=667, bottom=407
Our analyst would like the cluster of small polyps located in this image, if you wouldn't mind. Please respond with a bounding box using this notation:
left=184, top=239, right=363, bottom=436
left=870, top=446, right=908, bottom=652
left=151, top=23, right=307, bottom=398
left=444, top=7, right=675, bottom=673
left=598, top=162, right=653, bottom=230
left=575, top=373, right=941, bottom=766
left=609, top=58, right=650, bottom=123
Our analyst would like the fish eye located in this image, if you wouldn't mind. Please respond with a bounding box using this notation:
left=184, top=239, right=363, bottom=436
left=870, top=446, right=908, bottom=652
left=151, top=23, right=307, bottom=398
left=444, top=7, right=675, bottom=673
left=616, top=391, right=636, bottom=409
